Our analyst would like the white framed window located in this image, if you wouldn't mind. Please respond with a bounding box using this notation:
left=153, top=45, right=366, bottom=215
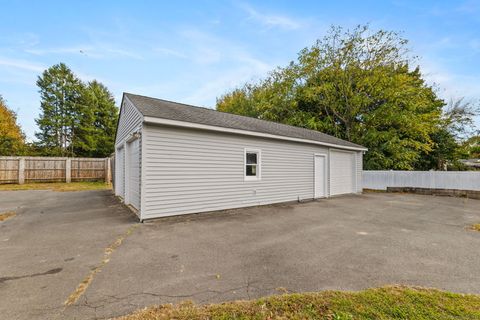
left=244, top=148, right=261, bottom=181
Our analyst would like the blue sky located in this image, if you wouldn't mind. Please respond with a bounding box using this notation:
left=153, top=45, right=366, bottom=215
left=1, top=0, right=479, bottom=140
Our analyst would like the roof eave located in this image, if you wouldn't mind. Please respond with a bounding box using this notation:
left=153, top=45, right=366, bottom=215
left=143, top=116, right=368, bottom=152
left=113, top=93, right=127, bottom=145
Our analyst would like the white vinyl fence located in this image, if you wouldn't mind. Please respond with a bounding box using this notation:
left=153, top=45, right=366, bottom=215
left=363, top=171, right=480, bottom=191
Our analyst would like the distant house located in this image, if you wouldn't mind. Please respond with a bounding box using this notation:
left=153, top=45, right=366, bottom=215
left=460, top=159, right=480, bottom=170
left=114, top=93, right=367, bottom=221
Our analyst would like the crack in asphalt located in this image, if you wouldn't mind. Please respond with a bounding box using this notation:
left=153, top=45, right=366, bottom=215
left=0, top=268, right=62, bottom=284
left=63, top=224, right=139, bottom=307
left=61, top=280, right=287, bottom=319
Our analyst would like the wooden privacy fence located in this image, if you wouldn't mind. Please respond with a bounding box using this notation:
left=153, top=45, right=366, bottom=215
left=0, top=156, right=111, bottom=184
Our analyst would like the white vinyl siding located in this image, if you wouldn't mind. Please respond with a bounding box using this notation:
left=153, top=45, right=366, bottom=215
left=115, top=97, right=143, bottom=146
left=330, top=150, right=356, bottom=196
left=115, top=96, right=144, bottom=206
left=115, top=146, right=125, bottom=198
left=356, top=152, right=363, bottom=192
left=127, top=138, right=141, bottom=210
left=142, top=124, right=331, bottom=219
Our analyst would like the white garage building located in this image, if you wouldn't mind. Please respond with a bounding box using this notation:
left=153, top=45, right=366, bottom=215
left=115, top=93, right=367, bottom=221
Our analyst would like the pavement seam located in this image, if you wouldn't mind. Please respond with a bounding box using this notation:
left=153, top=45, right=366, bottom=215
left=63, top=224, right=139, bottom=308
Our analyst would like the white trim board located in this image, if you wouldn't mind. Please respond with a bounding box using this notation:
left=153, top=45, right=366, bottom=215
left=314, top=153, right=328, bottom=198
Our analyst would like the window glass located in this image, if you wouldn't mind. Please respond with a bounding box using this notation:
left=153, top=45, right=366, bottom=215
left=245, top=150, right=260, bottom=179
left=246, top=153, right=257, bottom=164
left=246, top=165, right=257, bottom=176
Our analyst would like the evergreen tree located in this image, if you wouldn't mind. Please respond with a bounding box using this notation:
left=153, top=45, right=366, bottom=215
left=0, top=95, right=25, bottom=155
left=74, top=81, right=118, bottom=157
left=35, top=63, right=119, bottom=157
left=35, top=63, right=83, bottom=156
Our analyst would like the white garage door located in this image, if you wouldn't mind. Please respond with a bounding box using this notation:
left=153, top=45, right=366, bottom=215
left=330, top=150, right=356, bottom=196
left=127, top=138, right=141, bottom=210
left=116, top=146, right=125, bottom=198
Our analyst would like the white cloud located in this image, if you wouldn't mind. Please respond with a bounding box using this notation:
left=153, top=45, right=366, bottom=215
left=239, top=2, right=302, bottom=30
left=469, top=38, right=480, bottom=52
left=181, top=52, right=272, bottom=107
left=16, top=33, right=40, bottom=48
left=234, top=52, right=272, bottom=72
left=25, top=44, right=143, bottom=60
left=456, top=0, right=480, bottom=13
left=409, top=57, right=480, bottom=128
left=129, top=52, right=272, bottom=108
left=130, top=28, right=274, bottom=108
left=25, top=45, right=99, bottom=57
left=421, top=59, right=480, bottom=103
left=433, top=37, right=454, bottom=48
left=181, top=67, right=264, bottom=107
left=153, top=47, right=188, bottom=59
left=194, top=46, right=222, bottom=65
left=0, top=57, right=45, bottom=72
left=105, top=48, right=143, bottom=60
left=178, top=29, right=224, bottom=65
left=177, top=28, right=277, bottom=68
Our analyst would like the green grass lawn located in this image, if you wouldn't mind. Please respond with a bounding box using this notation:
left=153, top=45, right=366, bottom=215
left=117, top=286, right=480, bottom=320
left=0, top=181, right=111, bottom=192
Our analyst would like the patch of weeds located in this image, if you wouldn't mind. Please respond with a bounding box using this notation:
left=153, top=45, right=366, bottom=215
left=332, top=312, right=353, bottom=320
left=362, top=189, right=387, bottom=193
left=0, top=182, right=111, bottom=192
left=115, top=286, right=480, bottom=320
left=0, top=211, right=16, bottom=222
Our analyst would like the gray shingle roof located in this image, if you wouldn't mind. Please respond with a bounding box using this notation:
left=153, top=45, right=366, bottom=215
left=124, top=93, right=366, bottom=150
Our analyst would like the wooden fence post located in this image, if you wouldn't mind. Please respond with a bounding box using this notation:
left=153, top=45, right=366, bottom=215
left=110, top=155, right=115, bottom=189
left=18, top=157, right=25, bottom=184
left=105, top=158, right=111, bottom=183
left=65, top=158, right=71, bottom=183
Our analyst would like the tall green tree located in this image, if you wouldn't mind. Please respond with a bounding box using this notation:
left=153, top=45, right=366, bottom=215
left=417, top=98, right=478, bottom=170
left=35, top=63, right=83, bottom=156
left=35, top=63, right=118, bottom=157
left=464, top=135, right=480, bottom=159
left=217, top=25, right=448, bottom=170
left=74, top=81, right=118, bottom=157
left=0, top=95, right=25, bottom=155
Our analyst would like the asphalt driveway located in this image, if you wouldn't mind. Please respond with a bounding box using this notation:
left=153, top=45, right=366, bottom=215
left=0, top=190, right=479, bottom=319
